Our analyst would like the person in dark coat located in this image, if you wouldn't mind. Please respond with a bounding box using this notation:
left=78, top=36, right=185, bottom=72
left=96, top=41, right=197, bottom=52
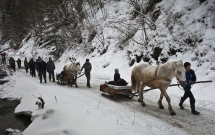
left=37, top=57, right=47, bottom=83
left=28, top=59, right=36, bottom=77
left=35, top=58, right=40, bottom=77
left=81, top=59, right=92, bottom=88
left=179, top=62, right=200, bottom=115
left=46, top=57, right=55, bottom=82
left=114, top=68, right=121, bottom=83
left=9, top=57, right=16, bottom=71
left=113, top=68, right=128, bottom=86
left=29, top=59, right=32, bottom=75
left=16, top=58, right=21, bottom=69
left=1, top=52, right=6, bottom=65
left=24, top=57, right=29, bottom=73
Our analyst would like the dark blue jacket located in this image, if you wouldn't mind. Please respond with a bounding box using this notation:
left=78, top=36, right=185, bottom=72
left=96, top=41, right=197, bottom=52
left=38, top=61, right=46, bottom=72
left=185, top=69, right=196, bottom=88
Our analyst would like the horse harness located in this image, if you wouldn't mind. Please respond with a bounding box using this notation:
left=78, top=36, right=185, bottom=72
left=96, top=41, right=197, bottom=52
left=140, top=63, right=185, bottom=90
left=141, top=64, right=175, bottom=85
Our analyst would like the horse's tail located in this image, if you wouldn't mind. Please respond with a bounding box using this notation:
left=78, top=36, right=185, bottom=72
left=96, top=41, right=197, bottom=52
left=131, top=67, right=137, bottom=92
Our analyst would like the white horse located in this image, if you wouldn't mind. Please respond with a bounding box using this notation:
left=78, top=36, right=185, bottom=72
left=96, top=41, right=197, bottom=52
left=131, top=61, right=186, bottom=115
left=63, top=62, right=81, bottom=87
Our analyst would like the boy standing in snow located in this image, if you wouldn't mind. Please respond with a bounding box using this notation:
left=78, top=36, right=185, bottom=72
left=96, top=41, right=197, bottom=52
left=81, top=59, right=92, bottom=88
left=179, top=62, right=200, bottom=115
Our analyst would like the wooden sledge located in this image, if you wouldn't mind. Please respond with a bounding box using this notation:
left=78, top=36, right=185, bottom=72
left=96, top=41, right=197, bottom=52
left=100, top=83, right=138, bottom=99
left=100, top=80, right=212, bottom=99
left=56, top=74, right=67, bottom=84
left=56, top=73, right=85, bottom=86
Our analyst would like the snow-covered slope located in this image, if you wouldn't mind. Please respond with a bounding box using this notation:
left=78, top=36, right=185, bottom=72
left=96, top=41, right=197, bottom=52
left=1, top=0, right=215, bottom=135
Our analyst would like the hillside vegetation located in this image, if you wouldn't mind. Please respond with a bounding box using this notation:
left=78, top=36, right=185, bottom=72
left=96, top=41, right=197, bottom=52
left=0, top=0, right=215, bottom=68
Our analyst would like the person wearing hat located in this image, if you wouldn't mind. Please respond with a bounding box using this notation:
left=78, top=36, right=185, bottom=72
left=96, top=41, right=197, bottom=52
left=29, top=58, right=36, bottom=77
left=179, top=62, right=200, bottom=115
left=9, top=57, right=16, bottom=71
left=46, top=57, right=55, bottom=82
left=114, top=68, right=121, bottom=83
left=113, top=68, right=128, bottom=86
left=1, top=52, right=6, bottom=65
left=24, top=57, right=29, bottom=73
left=37, top=57, right=47, bottom=83
left=16, top=58, right=21, bottom=69
left=81, top=59, right=92, bottom=88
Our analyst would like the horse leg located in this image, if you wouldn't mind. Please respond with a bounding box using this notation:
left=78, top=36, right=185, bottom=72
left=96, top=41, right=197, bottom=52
left=161, top=89, right=176, bottom=116
left=75, top=75, right=78, bottom=87
left=137, top=83, right=141, bottom=102
left=138, top=83, right=146, bottom=106
left=158, top=93, right=164, bottom=109
left=70, top=77, right=74, bottom=86
left=68, top=79, right=72, bottom=87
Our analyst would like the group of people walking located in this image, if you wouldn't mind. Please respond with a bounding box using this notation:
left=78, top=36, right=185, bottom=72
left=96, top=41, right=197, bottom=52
left=1, top=53, right=92, bottom=88
left=2, top=55, right=56, bottom=84
left=1, top=52, right=200, bottom=114
left=23, top=57, right=56, bottom=83
left=1, top=52, right=22, bottom=71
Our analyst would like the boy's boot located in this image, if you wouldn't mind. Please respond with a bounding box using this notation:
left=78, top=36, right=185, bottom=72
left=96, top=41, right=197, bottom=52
left=191, top=103, right=200, bottom=115
left=88, top=82, right=91, bottom=88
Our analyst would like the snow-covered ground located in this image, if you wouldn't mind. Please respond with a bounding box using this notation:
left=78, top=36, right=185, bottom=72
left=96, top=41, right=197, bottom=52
left=1, top=0, right=215, bottom=134
left=0, top=58, right=215, bottom=135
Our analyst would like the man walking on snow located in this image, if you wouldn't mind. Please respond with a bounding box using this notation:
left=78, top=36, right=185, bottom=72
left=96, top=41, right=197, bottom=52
left=46, top=57, right=55, bottom=82
left=1, top=52, right=6, bottom=65
left=37, top=57, right=47, bottom=83
left=24, top=57, right=29, bottom=73
left=81, top=59, right=92, bottom=88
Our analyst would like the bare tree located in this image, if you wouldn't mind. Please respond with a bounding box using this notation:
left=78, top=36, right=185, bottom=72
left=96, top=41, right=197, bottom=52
left=78, top=0, right=108, bottom=46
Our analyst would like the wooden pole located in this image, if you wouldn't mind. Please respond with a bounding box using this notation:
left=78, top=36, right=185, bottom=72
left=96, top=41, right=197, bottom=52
left=143, top=80, right=213, bottom=93
left=77, top=73, right=85, bottom=78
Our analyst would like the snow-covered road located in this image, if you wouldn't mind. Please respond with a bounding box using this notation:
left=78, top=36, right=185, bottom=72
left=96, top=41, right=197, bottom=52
left=1, top=68, right=215, bottom=135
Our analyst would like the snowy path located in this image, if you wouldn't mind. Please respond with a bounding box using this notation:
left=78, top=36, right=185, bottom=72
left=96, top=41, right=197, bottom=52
left=50, top=79, right=215, bottom=134
left=1, top=69, right=215, bottom=135
left=76, top=72, right=215, bottom=135
left=75, top=84, right=215, bottom=135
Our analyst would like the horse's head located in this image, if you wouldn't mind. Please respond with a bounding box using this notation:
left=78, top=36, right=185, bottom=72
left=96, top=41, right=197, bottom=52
left=172, top=61, right=186, bottom=85
left=74, top=62, right=81, bottom=74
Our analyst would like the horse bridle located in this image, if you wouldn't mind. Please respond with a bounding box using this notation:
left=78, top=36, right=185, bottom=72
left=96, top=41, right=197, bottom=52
left=75, top=63, right=81, bottom=73
left=69, top=62, right=81, bottom=73
left=172, top=62, right=187, bottom=88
